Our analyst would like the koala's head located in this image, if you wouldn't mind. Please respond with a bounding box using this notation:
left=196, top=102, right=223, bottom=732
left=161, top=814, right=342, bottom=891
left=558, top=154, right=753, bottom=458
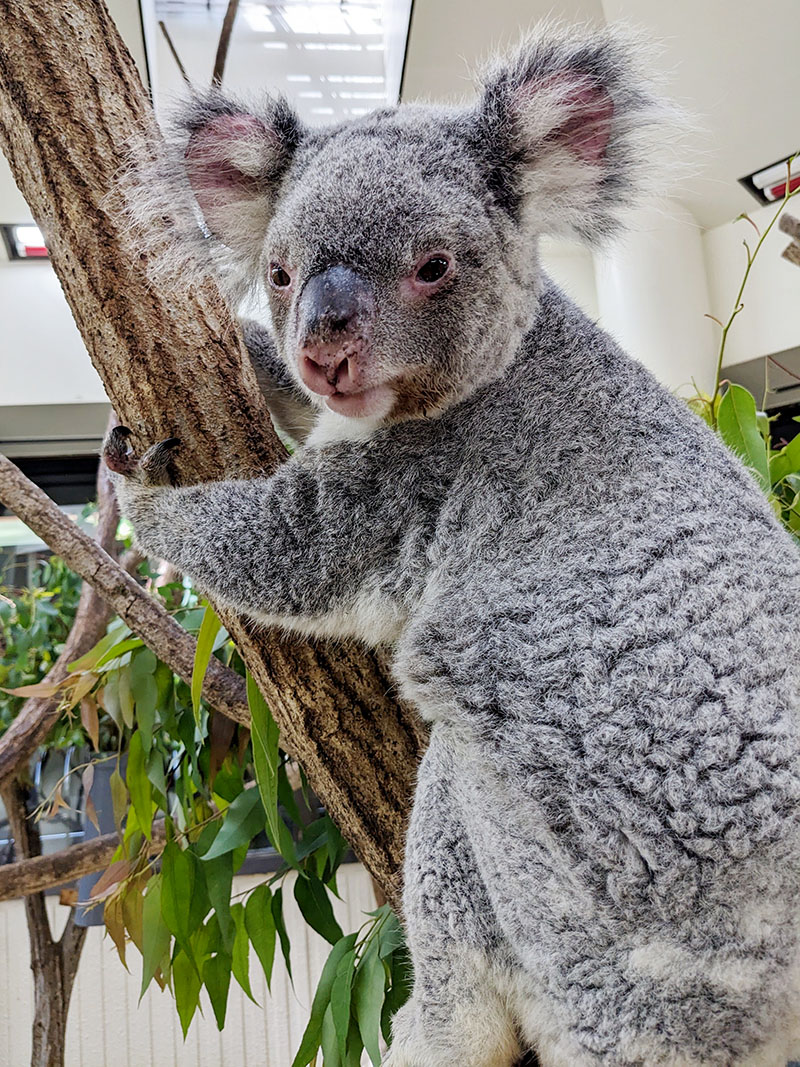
left=179, top=24, right=663, bottom=423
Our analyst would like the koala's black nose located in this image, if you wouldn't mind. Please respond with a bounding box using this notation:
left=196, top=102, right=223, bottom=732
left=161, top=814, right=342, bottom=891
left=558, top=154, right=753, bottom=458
left=298, top=265, right=374, bottom=342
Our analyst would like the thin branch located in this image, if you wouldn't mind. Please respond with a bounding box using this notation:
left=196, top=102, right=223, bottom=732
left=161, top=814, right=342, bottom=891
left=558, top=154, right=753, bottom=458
left=0, top=819, right=166, bottom=903
left=0, top=453, right=250, bottom=732
left=158, top=20, right=191, bottom=87
left=0, top=454, right=118, bottom=791
left=211, top=0, right=240, bottom=87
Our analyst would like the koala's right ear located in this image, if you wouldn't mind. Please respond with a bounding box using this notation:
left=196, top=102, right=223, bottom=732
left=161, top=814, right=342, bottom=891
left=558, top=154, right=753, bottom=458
left=180, top=90, right=303, bottom=254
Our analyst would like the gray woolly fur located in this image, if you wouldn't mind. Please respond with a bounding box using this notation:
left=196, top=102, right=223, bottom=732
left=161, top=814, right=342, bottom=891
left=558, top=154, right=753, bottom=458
left=110, top=22, right=800, bottom=1067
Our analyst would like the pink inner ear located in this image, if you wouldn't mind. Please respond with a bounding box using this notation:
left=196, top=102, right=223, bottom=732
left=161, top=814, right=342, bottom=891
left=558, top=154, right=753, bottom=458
left=558, top=83, right=614, bottom=164
left=185, top=112, right=268, bottom=203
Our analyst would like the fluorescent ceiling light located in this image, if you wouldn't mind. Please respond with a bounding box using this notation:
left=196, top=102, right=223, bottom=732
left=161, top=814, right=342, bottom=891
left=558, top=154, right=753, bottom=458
left=241, top=4, right=276, bottom=32
left=325, top=74, right=384, bottom=83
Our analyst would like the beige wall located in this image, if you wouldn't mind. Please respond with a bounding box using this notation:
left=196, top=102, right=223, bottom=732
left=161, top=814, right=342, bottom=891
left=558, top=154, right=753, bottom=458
left=0, top=864, right=377, bottom=1066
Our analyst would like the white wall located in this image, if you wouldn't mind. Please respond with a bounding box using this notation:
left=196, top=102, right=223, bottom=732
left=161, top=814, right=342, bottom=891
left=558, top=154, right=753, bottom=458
left=540, top=238, right=599, bottom=323
left=594, top=200, right=717, bottom=394
left=703, top=201, right=800, bottom=368
left=0, top=262, right=106, bottom=408
left=0, top=864, right=377, bottom=1067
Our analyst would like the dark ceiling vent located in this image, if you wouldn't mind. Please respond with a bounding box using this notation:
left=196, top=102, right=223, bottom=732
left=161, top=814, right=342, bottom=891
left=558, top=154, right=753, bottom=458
left=739, top=154, right=799, bottom=206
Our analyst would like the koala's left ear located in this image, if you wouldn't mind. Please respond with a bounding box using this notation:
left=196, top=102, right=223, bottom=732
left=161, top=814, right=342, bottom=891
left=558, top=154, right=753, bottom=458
left=475, top=24, right=667, bottom=244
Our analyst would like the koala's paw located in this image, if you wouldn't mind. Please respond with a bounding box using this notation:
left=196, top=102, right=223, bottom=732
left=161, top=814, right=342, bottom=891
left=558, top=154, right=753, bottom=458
left=103, top=426, right=181, bottom=488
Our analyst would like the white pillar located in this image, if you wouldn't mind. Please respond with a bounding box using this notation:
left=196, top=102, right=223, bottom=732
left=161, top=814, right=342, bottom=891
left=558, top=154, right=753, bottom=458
left=593, top=199, right=717, bottom=395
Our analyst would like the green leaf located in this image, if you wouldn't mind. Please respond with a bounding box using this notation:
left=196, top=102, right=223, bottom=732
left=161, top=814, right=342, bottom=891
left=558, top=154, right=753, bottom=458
left=291, top=932, right=358, bottom=1067
left=717, top=384, right=770, bottom=493
left=330, top=948, right=356, bottom=1063
left=68, top=622, right=129, bottom=672
left=203, top=851, right=234, bottom=951
left=245, top=884, right=276, bottom=989
left=201, top=786, right=265, bottom=861
left=294, top=873, right=344, bottom=946
left=247, top=672, right=297, bottom=865
left=377, top=909, right=405, bottom=960
left=160, top=841, right=196, bottom=955
left=321, top=1002, right=342, bottom=1067
left=173, top=949, right=202, bottom=1038
left=110, top=767, right=128, bottom=837
left=130, top=649, right=158, bottom=753
left=203, top=952, right=232, bottom=1030
left=381, top=949, right=412, bottom=1044
left=272, top=887, right=292, bottom=982
left=192, top=602, right=222, bottom=726
left=769, top=432, right=800, bottom=485
left=126, top=731, right=152, bottom=840
left=119, top=667, right=135, bottom=729
left=354, top=942, right=386, bottom=1066
left=140, top=876, right=171, bottom=999
left=96, top=637, right=144, bottom=669
left=231, top=902, right=256, bottom=1003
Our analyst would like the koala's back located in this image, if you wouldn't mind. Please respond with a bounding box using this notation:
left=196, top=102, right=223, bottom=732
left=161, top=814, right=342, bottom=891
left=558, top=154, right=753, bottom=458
left=394, top=284, right=800, bottom=1063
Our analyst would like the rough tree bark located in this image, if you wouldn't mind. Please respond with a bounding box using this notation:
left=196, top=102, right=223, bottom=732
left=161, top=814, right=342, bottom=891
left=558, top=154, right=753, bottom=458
left=0, top=821, right=167, bottom=904
left=0, top=0, right=427, bottom=909
left=1, top=780, right=88, bottom=1067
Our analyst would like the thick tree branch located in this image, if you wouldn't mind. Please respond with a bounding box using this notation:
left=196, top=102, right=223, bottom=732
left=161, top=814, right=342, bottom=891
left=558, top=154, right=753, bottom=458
left=0, top=819, right=167, bottom=903
left=0, top=453, right=250, bottom=729
left=2, top=778, right=89, bottom=1066
left=0, top=0, right=427, bottom=909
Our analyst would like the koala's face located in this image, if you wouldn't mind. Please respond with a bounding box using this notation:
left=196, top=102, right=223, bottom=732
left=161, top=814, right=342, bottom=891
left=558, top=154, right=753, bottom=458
left=260, top=112, right=534, bottom=421
left=182, top=26, right=658, bottom=422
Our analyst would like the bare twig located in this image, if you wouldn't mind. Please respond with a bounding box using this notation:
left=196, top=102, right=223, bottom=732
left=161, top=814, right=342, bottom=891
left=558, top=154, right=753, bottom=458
left=158, top=20, right=191, bottom=87
left=0, top=813, right=166, bottom=903
left=0, top=453, right=250, bottom=730
left=211, top=0, right=240, bottom=87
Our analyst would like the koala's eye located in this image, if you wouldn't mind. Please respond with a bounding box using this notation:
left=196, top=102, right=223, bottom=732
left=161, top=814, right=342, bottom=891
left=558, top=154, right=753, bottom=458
left=269, top=262, right=292, bottom=290
left=416, top=254, right=452, bottom=285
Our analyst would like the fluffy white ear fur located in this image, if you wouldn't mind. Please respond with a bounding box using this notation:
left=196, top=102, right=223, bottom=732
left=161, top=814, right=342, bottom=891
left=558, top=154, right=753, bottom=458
left=184, top=112, right=290, bottom=256
left=479, top=23, right=674, bottom=244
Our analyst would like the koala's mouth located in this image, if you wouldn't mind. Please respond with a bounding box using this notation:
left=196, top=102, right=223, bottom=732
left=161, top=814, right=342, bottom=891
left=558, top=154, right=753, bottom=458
left=324, top=382, right=396, bottom=418
left=298, top=349, right=397, bottom=419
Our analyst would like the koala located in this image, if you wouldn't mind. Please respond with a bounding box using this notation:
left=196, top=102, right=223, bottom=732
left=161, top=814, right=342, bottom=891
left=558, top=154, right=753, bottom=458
left=105, top=23, right=800, bottom=1067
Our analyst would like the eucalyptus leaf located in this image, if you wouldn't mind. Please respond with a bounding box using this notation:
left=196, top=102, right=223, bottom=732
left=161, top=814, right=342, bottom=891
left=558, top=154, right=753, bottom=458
left=192, top=602, right=222, bottom=725
left=290, top=932, right=357, bottom=1067
left=201, top=787, right=264, bottom=861
left=717, top=384, right=770, bottom=492
left=203, top=952, right=232, bottom=1031
left=140, top=877, right=171, bottom=1000
left=126, top=730, right=152, bottom=840
left=173, top=949, right=202, bottom=1038
left=231, top=903, right=257, bottom=1003
left=354, top=941, right=386, bottom=1066
left=245, top=884, right=276, bottom=989
left=294, top=873, right=344, bottom=946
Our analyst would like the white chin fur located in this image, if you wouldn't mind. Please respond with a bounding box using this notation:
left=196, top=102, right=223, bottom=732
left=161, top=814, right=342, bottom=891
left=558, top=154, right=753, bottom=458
left=305, top=407, right=387, bottom=449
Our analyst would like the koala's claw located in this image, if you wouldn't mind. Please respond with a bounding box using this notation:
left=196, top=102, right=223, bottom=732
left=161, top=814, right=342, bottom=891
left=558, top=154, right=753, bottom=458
left=103, top=427, right=181, bottom=487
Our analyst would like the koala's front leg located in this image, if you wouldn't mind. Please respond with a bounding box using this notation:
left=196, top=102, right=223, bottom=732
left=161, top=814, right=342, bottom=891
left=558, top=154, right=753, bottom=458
left=241, top=319, right=318, bottom=446
left=103, top=426, right=384, bottom=629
